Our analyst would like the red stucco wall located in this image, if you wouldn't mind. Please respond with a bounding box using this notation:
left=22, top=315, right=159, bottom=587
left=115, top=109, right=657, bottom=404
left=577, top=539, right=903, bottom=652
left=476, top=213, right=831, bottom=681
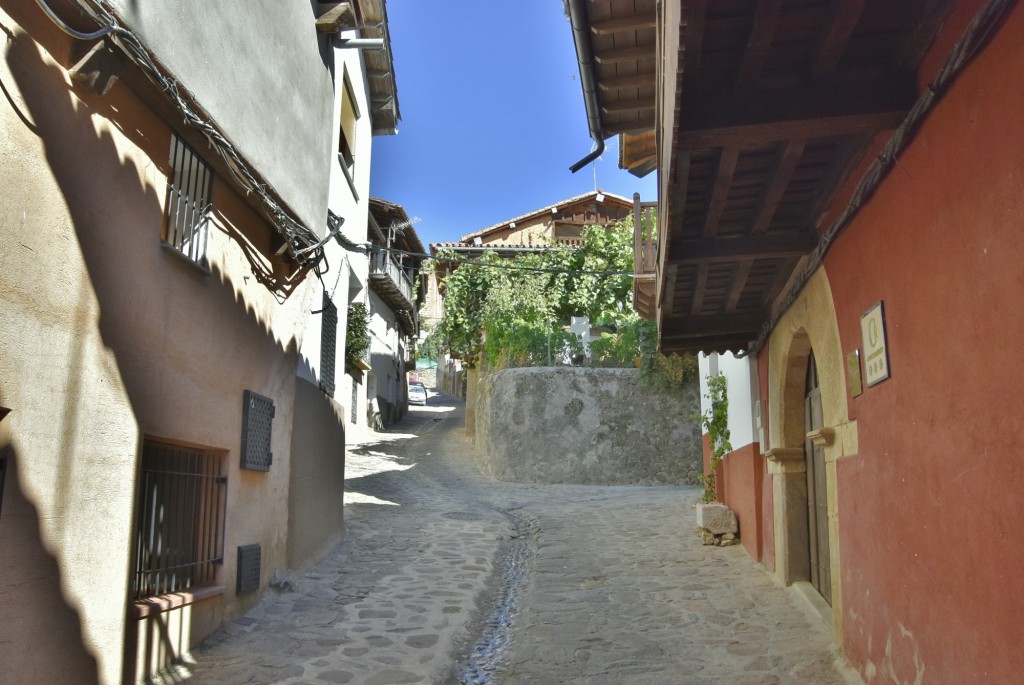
left=703, top=432, right=771, bottom=565
left=720, top=443, right=766, bottom=560
left=821, top=4, right=1024, bottom=682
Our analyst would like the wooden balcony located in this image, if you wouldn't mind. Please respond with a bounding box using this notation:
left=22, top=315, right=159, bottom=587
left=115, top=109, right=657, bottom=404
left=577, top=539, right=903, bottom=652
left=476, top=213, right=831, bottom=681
left=633, top=198, right=657, bottom=320
left=369, top=250, right=418, bottom=336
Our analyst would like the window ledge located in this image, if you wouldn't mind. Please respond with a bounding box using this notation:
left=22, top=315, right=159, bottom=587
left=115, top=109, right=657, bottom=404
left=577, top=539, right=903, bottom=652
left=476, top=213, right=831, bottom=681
left=132, top=585, right=224, bottom=619
left=337, top=154, right=359, bottom=202
left=161, top=241, right=212, bottom=275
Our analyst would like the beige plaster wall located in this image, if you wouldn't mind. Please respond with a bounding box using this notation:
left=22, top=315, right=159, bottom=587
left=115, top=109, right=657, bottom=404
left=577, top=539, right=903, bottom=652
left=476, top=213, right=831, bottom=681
left=287, top=377, right=347, bottom=569
left=0, top=8, right=317, bottom=682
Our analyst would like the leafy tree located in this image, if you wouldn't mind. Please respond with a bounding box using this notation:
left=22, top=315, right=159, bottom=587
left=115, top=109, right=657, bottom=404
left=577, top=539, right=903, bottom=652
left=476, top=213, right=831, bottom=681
left=430, top=216, right=693, bottom=377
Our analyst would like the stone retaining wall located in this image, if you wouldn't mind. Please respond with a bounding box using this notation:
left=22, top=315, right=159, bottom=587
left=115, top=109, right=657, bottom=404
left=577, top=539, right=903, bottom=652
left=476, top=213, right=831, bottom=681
left=475, top=367, right=702, bottom=485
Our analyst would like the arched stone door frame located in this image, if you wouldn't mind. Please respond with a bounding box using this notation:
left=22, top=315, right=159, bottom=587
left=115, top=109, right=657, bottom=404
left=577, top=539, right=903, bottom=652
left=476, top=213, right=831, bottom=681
left=764, top=269, right=856, bottom=638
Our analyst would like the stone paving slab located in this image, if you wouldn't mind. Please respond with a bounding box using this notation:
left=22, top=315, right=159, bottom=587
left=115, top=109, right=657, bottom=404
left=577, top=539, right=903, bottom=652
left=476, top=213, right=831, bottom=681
left=184, top=391, right=861, bottom=685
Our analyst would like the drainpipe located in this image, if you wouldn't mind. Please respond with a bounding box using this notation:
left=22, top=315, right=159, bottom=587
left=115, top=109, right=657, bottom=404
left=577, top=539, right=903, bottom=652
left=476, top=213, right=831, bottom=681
left=567, top=0, right=606, bottom=173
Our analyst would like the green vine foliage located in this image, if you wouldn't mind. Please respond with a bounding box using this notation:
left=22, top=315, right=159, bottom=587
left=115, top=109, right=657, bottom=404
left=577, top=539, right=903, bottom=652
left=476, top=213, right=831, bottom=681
left=697, top=373, right=732, bottom=503
left=430, top=216, right=701, bottom=381
left=345, top=303, right=371, bottom=371
left=432, top=219, right=636, bottom=370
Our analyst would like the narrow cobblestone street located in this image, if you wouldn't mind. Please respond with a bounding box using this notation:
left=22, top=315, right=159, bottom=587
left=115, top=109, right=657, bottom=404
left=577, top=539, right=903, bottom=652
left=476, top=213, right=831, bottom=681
left=187, top=390, right=860, bottom=685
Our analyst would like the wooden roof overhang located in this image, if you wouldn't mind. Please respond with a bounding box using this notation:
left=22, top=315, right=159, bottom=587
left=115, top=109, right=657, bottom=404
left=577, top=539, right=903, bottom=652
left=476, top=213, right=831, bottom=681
left=315, top=2, right=400, bottom=134
left=368, top=198, right=425, bottom=330
left=459, top=191, right=632, bottom=243
left=658, top=0, right=954, bottom=355
left=570, top=0, right=659, bottom=176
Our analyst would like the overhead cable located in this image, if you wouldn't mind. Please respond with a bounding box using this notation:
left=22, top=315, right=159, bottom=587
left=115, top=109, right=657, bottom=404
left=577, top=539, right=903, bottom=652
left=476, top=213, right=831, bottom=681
left=378, top=246, right=636, bottom=278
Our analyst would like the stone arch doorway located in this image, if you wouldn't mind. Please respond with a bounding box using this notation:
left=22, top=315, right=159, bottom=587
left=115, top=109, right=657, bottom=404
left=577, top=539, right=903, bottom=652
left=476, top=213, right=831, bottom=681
left=768, top=329, right=834, bottom=608
left=765, top=270, right=852, bottom=635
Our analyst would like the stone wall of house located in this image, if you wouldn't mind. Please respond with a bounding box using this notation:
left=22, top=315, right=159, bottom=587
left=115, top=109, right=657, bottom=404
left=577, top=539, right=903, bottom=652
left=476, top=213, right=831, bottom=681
left=475, top=367, right=702, bottom=485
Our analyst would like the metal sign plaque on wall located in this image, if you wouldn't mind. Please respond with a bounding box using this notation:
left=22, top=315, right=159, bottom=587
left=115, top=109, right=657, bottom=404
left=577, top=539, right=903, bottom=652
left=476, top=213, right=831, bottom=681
left=860, top=301, right=890, bottom=387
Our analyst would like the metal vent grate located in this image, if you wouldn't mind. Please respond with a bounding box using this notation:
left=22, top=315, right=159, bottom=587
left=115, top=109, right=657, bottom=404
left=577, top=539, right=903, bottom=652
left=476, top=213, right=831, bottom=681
left=241, top=390, right=274, bottom=471
left=236, top=544, right=261, bottom=595
left=320, top=292, right=338, bottom=396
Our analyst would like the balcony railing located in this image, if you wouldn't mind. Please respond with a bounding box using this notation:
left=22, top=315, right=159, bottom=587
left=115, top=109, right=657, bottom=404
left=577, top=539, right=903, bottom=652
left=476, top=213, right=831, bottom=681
left=369, top=249, right=418, bottom=335
left=370, top=250, right=414, bottom=303
left=633, top=196, right=658, bottom=320
left=634, top=199, right=658, bottom=276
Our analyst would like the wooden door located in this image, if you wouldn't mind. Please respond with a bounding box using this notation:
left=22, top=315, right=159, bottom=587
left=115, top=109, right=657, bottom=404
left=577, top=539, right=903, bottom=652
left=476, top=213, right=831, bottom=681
left=804, top=352, right=832, bottom=604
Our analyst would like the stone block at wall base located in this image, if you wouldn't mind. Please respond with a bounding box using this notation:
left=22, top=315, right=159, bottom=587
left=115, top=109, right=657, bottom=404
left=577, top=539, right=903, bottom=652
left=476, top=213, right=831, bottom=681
left=696, top=502, right=738, bottom=534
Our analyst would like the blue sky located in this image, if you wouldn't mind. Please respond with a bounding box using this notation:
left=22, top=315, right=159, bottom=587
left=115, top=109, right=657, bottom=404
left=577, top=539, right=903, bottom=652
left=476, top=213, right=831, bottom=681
left=368, top=1, right=657, bottom=248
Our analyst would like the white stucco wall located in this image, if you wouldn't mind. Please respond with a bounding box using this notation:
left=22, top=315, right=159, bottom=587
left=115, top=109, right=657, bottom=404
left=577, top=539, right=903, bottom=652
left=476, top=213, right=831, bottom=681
left=296, top=30, right=374, bottom=420
left=106, top=0, right=336, bottom=235
left=698, top=352, right=761, bottom=449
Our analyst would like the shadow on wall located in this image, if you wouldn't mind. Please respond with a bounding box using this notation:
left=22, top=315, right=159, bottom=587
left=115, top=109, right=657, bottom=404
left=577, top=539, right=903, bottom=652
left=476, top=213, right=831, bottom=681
left=2, top=11, right=308, bottom=683
left=0, top=440, right=101, bottom=685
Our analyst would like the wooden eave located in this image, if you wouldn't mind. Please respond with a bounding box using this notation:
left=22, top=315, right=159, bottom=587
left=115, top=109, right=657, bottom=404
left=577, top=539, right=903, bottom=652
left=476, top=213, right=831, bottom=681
left=459, top=191, right=632, bottom=243
left=657, top=0, right=955, bottom=355
left=581, top=0, right=659, bottom=176
left=353, top=0, right=400, bottom=135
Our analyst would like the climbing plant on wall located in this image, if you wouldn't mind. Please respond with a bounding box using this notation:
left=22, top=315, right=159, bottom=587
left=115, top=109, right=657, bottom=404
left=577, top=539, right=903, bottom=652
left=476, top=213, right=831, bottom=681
left=697, top=373, right=732, bottom=503
left=344, top=303, right=370, bottom=372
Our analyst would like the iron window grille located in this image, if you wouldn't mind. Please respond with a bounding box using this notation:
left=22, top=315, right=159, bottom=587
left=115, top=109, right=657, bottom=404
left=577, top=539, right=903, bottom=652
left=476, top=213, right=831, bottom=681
left=132, top=440, right=226, bottom=601
left=164, top=133, right=213, bottom=269
left=320, top=292, right=338, bottom=396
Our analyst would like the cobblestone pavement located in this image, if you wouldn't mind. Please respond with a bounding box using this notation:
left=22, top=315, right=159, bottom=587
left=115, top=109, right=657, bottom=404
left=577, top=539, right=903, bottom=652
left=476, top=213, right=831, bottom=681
left=187, top=391, right=861, bottom=685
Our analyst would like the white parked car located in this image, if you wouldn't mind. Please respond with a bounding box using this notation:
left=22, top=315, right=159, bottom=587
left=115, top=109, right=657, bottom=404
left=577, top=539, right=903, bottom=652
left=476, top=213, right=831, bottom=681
left=408, top=384, right=427, bottom=405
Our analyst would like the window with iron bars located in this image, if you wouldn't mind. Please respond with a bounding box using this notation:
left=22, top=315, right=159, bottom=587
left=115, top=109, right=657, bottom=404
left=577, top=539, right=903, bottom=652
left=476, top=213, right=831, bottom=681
left=132, top=439, right=227, bottom=601
left=163, top=134, right=213, bottom=269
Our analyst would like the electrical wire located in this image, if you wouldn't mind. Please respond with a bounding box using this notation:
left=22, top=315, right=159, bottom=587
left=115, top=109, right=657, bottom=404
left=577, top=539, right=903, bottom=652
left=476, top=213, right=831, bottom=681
left=381, top=246, right=637, bottom=278
left=41, top=0, right=331, bottom=269
left=33, top=0, right=110, bottom=40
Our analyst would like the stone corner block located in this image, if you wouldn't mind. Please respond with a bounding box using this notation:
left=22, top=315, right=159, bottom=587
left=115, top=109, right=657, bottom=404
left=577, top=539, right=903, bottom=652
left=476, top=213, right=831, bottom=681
left=695, top=502, right=738, bottom=534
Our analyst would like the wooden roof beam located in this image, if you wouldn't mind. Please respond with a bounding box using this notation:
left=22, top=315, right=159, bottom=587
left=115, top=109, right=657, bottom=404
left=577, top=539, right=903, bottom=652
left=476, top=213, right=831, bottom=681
left=316, top=2, right=356, bottom=33
left=725, top=260, right=753, bottom=313
left=750, top=138, right=807, bottom=235
left=678, top=80, right=915, bottom=148
left=702, top=147, right=740, bottom=239
left=662, top=314, right=765, bottom=339
left=811, top=0, right=865, bottom=80
left=603, top=116, right=656, bottom=135
left=898, top=0, right=956, bottom=73
left=736, top=0, right=783, bottom=91
left=682, top=0, right=708, bottom=92
left=591, top=15, right=657, bottom=34
left=690, top=262, right=709, bottom=316
left=601, top=98, right=656, bottom=116
left=659, top=333, right=754, bottom=355
left=669, top=232, right=819, bottom=263
left=598, top=72, right=657, bottom=91
left=594, top=46, right=656, bottom=64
